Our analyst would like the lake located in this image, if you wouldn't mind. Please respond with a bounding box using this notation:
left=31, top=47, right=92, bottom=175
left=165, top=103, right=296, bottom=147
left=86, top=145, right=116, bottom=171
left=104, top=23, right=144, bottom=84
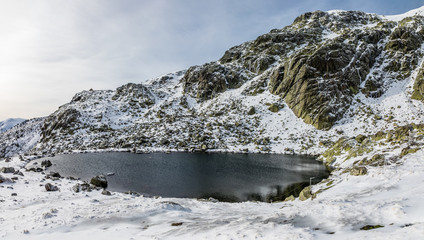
left=39, top=152, right=329, bottom=202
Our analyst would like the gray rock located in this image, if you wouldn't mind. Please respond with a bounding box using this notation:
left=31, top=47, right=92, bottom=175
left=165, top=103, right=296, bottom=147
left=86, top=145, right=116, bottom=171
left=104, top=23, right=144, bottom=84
left=45, top=183, right=59, bottom=192
left=41, top=160, right=52, bottom=168
left=13, top=170, right=24, bottom=176
left=90, top=175, right=108, bottom=188
left=46, top=172, right=61, bottom=178
left=72, top=182, right=93, bottom=193
left=0, top=167, right=15, bottom=174
left=101, top=189, right=111, bottom=196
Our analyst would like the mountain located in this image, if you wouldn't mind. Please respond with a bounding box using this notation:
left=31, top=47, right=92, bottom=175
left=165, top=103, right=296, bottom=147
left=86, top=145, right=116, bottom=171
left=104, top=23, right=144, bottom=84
left=0, top=118, right=25, bottom=133
left=1, top=7, right=424, bottom=161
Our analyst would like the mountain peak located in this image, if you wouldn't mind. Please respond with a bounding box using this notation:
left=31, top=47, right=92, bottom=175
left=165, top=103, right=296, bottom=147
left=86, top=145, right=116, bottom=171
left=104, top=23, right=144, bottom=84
left=383, top=5, right=424, bottom=21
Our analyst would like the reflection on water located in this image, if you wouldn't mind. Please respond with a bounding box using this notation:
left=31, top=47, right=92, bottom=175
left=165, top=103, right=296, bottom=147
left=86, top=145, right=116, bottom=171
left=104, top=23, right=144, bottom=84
left=39, top=152, right=330, bottom=202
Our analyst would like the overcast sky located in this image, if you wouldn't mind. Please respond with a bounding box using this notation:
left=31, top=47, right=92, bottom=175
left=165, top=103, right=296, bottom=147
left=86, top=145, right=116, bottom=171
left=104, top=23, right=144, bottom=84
left=0, top=0, right=423, bottom=120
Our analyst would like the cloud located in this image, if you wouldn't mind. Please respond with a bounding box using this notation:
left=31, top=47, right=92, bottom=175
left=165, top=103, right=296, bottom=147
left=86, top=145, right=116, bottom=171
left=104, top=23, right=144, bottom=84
left=0, top=0, right=423, bottom=120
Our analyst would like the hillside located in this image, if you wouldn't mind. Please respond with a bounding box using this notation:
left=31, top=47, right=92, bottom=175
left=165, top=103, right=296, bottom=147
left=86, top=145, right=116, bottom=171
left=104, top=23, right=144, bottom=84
left=0, top=118, right=25, bottom=133
left=2, top=8, right=424, bottom=159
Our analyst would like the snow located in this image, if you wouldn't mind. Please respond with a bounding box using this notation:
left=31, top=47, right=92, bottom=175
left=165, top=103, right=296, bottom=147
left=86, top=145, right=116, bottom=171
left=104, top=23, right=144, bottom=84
left=0, top=118, right=25, bottom=132
left=383, top=5, right=424, bottom=21
left=1, top=143, right=424, bottom=239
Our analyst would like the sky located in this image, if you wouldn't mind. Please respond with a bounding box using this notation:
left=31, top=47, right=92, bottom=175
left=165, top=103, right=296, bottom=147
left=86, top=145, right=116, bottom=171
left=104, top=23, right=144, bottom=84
left=0, top=0, right=423, bottom=121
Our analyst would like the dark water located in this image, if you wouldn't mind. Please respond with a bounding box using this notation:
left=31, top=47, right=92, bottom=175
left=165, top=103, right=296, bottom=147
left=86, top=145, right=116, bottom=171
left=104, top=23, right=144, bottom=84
left=39, top=152, right=329, bottom=202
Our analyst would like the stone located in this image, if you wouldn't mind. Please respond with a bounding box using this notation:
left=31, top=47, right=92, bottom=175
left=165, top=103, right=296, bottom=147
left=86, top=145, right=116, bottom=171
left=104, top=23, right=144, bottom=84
left=350, top=166, right=368, bottom=176
left=45, top=183, right=59, bottom=192
left=299, top=186, right=312, bottom=201
left=201, top=144, right=208, bottom=151
left=72, top=183, right=93, bottom=193
left=284, top=195, right=295, bottom=201
left=268, top=103, right=281, bottom=113
left=247, top=106, right=256, bottom=115
left=47, top=172, right=61, bottom=178
left=41, top=160, right=52, bottom=168
left=0, top=167, right=15, bottom=174
left=72, top=184, right=81, bottom=193
left=101, top=189, right=111, bottom=196
left=13, top=170, right=24, bottom=176
left=90, top=175, right=108, bottom=188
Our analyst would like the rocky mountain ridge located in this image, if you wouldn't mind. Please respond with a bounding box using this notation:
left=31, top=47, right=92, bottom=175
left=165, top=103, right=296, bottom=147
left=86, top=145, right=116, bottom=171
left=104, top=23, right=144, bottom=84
left=0, top=118, right=25, bottom=133
left=1, top=7, right=424, bottom=161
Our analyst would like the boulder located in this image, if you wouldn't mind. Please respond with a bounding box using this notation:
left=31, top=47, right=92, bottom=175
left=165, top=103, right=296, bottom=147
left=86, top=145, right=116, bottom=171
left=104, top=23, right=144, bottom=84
left=247, top=106, right=256, bottom=115
left=268, top=103, right=281, bottom=113
left=41, top=160, right=52, bottom=168
left=90, top=175, right=108, bottom=188
left=45, top=183, right=59, bottom=192
left=299, top=186, right=312, bottom=201
left=102, top=189, right=111, bottom=196
left=0, top=167, right=15, bottom=174
left=284, top=195, right=295, bottom=201
left=47, top=172, right=61, bottom=178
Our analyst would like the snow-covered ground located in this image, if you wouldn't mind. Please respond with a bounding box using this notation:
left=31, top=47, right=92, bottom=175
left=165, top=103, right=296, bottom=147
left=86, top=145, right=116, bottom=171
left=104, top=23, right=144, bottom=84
left=1, top=145, right=424, bottom=239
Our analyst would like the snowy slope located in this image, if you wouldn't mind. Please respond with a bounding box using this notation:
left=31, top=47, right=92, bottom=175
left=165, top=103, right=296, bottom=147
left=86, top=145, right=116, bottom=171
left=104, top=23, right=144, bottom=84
left=0, top=118, right=25, bottom=132
left=1, top=5, right=424, bottom=239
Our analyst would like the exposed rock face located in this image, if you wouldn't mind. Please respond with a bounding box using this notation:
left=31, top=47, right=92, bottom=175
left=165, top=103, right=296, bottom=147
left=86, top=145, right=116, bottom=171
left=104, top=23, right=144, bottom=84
left=182, top=62, right=248, bottom=100
left=112, top=83, right=155, bottom=107
left=412, top=65, right=424, bottom=100
left=41, top=108, right=81, bottom=143
left=269, top=12, right=385, bottom=129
